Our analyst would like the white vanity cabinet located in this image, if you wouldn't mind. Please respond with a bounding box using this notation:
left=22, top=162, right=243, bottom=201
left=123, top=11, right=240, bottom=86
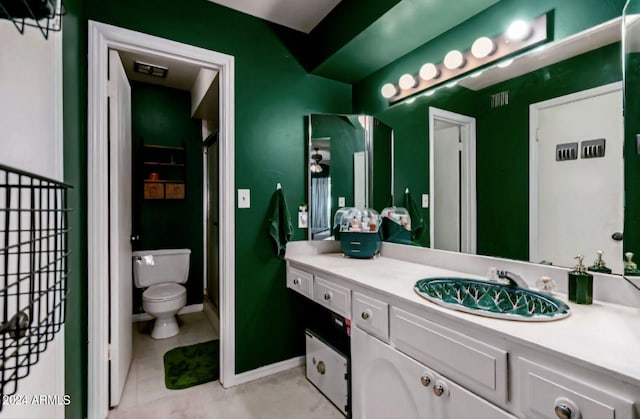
left=351, top=326, right=515, bottom=419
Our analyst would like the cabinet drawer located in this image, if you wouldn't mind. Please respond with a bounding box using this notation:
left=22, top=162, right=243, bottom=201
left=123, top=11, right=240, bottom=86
left=286, top=266, right=313, bottom=299
left=352, top=292, right=389, bottom=342
left=314, top=275, right=351, bottom=318
left=390, top=307, right=508, bottom=404
left=518, top=357, right=634, bottom=419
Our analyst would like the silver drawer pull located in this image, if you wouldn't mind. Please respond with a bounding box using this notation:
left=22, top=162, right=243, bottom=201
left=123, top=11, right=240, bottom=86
left=316, top=360, right=326, bottom=375
left=433, top=381, right=448, bottom=397
left=361, top=311, right=370, bottom=320
left=324, top=293, right=331, bottom=300
left=293, top=278, right=300, bottom=285
left=555, top=404, right=572, bottom=419
left=420, top=375, right=431, bottom=387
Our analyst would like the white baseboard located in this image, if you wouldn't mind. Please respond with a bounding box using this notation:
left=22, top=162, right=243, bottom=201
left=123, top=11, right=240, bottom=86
left=132, top=303, right=204, bottom=322
left=233, top=356, right=305, bottom=386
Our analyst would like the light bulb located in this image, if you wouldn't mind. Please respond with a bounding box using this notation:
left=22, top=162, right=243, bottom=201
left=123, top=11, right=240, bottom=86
left=399, top=73, right=417, bottom=90
left=471, top=37, right=496, bottom=59
left=444, top=50, right=465, bottom=69
left=419, top=63, right=439, bottom=80
left=497, top=58, right=514, bottom=68
left=506, top=20, right=531, bottom=41
left=381, top=83, right=397, bottom=99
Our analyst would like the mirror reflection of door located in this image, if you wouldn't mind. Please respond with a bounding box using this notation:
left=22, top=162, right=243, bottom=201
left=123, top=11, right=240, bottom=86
left=310, top=140, right=331, bottom=240
left=429, top=107, right=477, bottom=254
left=531, top=84, right=624, bottom=272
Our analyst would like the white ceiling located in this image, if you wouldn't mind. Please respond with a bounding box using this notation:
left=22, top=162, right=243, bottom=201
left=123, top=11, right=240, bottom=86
left=207, top=0, right=341, bottom=33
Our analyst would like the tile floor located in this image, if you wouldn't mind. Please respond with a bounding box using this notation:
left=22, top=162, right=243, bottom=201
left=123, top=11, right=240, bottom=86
left=108, top=311, right=343, bottom=419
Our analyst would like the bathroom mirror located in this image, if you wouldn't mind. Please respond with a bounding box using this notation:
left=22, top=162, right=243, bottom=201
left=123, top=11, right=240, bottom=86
left=378, top=17, right=627, bottom=273
left=306, top=114, right=393, bottom=240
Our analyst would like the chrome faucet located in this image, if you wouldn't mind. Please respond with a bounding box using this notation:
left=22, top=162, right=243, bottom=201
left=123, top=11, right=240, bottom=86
left=496, top=270, right=529, bottom=289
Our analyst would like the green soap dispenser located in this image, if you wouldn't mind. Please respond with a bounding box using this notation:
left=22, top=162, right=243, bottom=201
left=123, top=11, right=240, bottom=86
left=588, top=250, right=612, bottom=274
left=568, top=254, right=593, bottom=304
left=624, top=252, right=640, bottom=276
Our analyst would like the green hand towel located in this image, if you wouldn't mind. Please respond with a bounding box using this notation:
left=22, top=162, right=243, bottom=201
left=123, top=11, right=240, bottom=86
left=404, top=191, right=424, bottom=242
left=267, top=188, right=294, bottom=258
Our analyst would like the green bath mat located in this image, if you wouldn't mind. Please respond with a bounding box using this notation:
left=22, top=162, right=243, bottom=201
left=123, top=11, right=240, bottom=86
left=163, top=340, right=219, bottom=389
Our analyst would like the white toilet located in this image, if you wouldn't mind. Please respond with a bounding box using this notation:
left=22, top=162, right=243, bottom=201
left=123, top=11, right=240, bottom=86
left=133, top=248, right=191, bottom=339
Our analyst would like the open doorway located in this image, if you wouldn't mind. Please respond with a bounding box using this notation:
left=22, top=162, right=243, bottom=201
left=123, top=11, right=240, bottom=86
left=428, top=107, right=477, bottom=254
left=88, top=21, right=236, bottom=419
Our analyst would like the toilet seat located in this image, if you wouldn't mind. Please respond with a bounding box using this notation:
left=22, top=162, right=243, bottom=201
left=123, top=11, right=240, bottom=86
left=143, top=283, right=186, bottom=302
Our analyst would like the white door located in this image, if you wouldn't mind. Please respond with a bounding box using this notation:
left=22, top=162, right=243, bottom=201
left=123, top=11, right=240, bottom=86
left=433, top=122, right=461, bottom=252
left=108, top=49, right=133, bottom=407
left=532, top=85, right=624, bottom=272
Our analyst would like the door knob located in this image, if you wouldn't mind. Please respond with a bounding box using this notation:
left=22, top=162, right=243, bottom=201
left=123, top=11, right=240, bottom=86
left=130, top=234, right=140, bottom=243
left=611, top=232, right=623, bottom=241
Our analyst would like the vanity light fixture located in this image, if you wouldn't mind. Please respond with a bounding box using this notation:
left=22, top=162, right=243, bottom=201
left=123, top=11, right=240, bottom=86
left=471, top=37, right=496, bottom=59
left=399, top=73, right=418, bottom=89
left=380, top=13, right=547, bottom=104
left=419, top=63, right=440, bottom=81
left=444, top=50, right=465, bottom=69
left=381, top=83, right=398, bottom=99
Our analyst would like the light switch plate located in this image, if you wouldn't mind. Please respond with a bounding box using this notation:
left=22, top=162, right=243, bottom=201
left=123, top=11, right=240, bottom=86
left=338, top=197, right=345, bottom=207
left=298, top=211, right=308, bottom=228
left=422, top=194, right=429, bottom=208
left=238, top=189, right=250, bottom=208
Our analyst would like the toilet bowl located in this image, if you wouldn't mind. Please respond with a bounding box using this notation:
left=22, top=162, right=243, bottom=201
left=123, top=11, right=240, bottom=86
left=133, top=249, right=191, bottom=339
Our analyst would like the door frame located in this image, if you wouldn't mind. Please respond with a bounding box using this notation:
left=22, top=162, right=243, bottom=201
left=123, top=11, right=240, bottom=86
left=528, top=81, right=622, bottom=263
left=87, top=21, right=236, bottom=418
left=428, top=107, right=477, bottom=254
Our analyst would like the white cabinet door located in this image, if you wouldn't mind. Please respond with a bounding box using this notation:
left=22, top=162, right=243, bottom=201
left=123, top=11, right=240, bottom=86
left=353, top=326, right=515, bottom=419
left=352, top=326, right=436, bottom=419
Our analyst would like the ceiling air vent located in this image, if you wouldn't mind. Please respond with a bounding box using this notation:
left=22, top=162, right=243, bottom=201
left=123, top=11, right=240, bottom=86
left=490, top=90, right=509, bottom=108
left=134, top=61, right=169, bottom=78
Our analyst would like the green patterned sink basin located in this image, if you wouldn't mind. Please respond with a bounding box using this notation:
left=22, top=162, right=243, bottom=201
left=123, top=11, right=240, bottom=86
left=414, top=277, right=570, bottom=321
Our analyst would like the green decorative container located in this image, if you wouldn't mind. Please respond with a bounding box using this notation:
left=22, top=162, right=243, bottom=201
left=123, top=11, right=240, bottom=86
left=340, top=231, right=382, bottom=259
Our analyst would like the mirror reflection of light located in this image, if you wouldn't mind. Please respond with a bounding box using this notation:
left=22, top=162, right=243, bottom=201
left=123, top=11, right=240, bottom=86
left=497, top=58, right=514, bottom=68
left=506, top=20, right=532, bottom=41
left=399, top=73, right=417, bottom=89
left=381, top=83, right=397, bottom=98
left=423, top=89, right=436, bottom=97
left=405, top=97, right=416, bottom=104
left=444, top=50, right=465, bottom=69
left=446, top=80, right=458, bottom=88
left=419, top=63, right=440, bottom=80
left=357, top=115, right=366, bottom=128
left=470, top=70, right=484, bottom=78
left=471, top=37, right=496, bottom=58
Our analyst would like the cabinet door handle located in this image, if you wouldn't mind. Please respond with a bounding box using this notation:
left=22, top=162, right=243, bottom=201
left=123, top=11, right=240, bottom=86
left=420, top=375, right=431, bottom=387
left=293, top=278, right=300, bottom=285
left=316, top=361, right=326, bottom=375
left=554, top=404, right=572, bottom=419
left=324, top=293, right=331, bottom=301
left=433, top=381, right=448, bottom=397
left=361, top=311, right=370, bottom=320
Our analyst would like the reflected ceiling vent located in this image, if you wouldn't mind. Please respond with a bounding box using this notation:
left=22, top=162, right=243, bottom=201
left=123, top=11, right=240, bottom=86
left=134, top=61, right=169, bottom=78
left=490, top=90, right=509, bottom=108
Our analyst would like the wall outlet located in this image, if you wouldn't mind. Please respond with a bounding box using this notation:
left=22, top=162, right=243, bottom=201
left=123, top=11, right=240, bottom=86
left=338, top=197, right=346, bottom=207
left=238, top=189, right=250, bottom=208
left=422, top=194, right=429, bottom=208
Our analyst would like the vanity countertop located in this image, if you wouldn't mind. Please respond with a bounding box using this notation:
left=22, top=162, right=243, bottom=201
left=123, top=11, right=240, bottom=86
left=286, top=250, right=640, bottom=388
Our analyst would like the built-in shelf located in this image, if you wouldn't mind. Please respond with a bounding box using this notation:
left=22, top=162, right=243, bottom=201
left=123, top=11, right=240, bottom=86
left=140, top=142, right=186, bottom=200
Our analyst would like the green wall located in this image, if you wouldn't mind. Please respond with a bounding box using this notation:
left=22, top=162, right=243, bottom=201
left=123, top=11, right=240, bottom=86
left=131, top=82, right=204, bottom=311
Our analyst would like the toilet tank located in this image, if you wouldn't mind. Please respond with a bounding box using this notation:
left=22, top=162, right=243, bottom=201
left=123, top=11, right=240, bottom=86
left=133, top=248, right=191, bottom=288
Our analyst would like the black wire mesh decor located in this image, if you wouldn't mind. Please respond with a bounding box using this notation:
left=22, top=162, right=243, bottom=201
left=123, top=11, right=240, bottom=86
left=0, top=0, right=64, bottom=39
left=0, top=164, right=71, bottom=409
